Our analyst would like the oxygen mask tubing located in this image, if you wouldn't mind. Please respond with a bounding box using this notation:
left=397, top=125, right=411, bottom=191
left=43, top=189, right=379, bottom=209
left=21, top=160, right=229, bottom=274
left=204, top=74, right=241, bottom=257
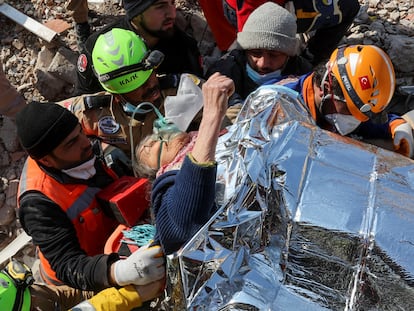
left=128, top=101, right=181, bottom=173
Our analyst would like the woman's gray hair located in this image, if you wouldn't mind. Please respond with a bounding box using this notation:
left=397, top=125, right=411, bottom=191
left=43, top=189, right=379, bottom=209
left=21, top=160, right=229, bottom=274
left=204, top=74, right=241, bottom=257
left=134, top=136, right=158, bottom=180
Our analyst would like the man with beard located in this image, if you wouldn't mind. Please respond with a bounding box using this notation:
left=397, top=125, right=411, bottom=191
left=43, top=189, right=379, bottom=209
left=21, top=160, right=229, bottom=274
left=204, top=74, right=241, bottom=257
left=76, top=0, right=203, bottom=95
left=61, top=28, right=202, bottom=165
left=199, top=0, right=360, bottom=66
left=206, top=2, right=312, bottom=107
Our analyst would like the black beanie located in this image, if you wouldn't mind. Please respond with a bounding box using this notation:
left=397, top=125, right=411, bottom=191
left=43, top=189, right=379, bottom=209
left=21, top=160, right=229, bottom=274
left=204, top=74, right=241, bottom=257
left=123, top=0, right=158, bottom=21
left=15, top=101, right=79, bottom=159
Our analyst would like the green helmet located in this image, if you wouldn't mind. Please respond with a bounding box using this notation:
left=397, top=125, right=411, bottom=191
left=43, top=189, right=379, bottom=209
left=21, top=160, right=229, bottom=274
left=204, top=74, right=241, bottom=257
left=0, top=271, right=31, bottom=311
left=92, top=28, right=163, bottom=94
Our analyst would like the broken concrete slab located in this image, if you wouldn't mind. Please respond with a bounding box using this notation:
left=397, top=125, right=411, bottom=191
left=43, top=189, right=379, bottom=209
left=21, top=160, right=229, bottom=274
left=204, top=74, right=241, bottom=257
left=0, top=2, right=57, bottom=42
left=0, top=231, right=32, bottom=266
left=48, top=47, right=79, bottom=85
left=34, top=46, right=76, bottom=100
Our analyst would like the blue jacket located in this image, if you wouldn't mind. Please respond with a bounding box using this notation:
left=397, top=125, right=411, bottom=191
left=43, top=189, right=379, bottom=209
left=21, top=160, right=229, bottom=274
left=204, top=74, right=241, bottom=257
left=151, top=156, right=217, bottom=254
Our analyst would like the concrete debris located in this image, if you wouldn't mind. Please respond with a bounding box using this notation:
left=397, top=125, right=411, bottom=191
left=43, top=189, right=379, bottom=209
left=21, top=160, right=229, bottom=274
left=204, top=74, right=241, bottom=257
left=0, top=2, right=57, bottom=42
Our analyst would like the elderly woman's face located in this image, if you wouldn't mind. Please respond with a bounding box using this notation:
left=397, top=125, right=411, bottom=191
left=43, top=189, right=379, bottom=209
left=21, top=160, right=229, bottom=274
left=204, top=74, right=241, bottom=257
left=137, top=132, right=190, bottom=169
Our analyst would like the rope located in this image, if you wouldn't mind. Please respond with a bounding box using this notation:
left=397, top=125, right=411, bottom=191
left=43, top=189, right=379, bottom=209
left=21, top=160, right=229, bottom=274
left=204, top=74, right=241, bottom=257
left=121, top=224, right=156, bottom=247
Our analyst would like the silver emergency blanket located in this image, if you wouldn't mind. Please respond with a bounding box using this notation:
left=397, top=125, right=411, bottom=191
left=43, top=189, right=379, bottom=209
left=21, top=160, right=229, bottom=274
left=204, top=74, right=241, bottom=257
left=160, top=85, right=414, bottom=310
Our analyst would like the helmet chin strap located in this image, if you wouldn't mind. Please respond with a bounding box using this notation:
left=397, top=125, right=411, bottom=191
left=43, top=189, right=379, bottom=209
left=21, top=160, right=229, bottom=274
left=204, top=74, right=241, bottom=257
left=319, top=64, right=336, bottom=115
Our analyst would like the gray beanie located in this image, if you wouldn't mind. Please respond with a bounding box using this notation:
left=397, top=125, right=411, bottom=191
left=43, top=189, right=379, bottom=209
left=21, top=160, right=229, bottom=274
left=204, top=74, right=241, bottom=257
left=237, top=2, right=298, bottom=56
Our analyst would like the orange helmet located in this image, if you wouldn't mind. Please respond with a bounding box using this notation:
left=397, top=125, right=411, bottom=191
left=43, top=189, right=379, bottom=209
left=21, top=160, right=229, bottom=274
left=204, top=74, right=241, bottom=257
left=328, top=45, right=396, bottom=122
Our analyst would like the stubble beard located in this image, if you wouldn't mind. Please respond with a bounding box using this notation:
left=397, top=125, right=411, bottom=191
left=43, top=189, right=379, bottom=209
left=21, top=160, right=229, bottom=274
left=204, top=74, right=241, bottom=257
left=140, top=20, right=175, bottom=40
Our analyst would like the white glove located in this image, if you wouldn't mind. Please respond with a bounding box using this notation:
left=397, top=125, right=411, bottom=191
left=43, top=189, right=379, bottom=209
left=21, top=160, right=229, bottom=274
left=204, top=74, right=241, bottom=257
left=393, top=122, right=414, bottom=158
left=113, top=244, right=165, bottom=286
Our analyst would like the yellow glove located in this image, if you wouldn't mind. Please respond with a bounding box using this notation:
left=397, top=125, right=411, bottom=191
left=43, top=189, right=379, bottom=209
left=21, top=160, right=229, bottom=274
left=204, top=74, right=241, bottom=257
left=69, top=285, right=142, bottom=311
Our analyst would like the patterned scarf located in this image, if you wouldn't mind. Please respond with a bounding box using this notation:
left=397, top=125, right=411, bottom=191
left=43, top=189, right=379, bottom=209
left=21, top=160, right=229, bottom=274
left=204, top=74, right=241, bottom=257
left=156, top=131, right=198, bottom=177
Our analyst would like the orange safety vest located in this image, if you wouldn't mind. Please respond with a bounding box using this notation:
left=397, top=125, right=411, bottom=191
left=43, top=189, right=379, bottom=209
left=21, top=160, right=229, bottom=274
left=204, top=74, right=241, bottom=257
left=18, top=157, right=118, bottom=285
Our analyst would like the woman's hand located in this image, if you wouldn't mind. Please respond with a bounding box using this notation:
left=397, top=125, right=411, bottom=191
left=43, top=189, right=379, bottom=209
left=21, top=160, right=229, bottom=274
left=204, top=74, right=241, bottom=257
left=201, top=72, right=235, bottom=122
left=191, top=73, right=235, bottom=163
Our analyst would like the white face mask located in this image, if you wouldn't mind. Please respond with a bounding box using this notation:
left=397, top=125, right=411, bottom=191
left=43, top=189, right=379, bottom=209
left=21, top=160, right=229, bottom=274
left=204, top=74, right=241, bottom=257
left=324, top=114, right=361, bottom=136
left=62, top=156, right=96, bottom=180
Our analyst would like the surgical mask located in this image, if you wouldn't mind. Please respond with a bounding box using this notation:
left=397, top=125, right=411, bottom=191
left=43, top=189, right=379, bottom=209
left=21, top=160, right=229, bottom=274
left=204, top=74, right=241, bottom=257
left=246, top=63, right=282, bottom=85
left=62, top=156, right=96, bottom=180
left=324, top=114, right=361, bottom=136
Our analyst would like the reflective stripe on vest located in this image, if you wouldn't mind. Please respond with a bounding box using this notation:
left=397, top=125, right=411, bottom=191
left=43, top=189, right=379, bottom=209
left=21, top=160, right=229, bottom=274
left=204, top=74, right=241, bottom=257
left=38, top=255, right=65, bottom=286
left=18, top=157, right=118, bottom=285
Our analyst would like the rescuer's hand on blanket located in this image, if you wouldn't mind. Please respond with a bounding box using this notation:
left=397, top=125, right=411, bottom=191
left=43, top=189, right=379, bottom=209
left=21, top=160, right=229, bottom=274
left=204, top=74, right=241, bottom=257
left=393, top=122, right=414, bottom=158
left=112, top=244, right=165, bottom=286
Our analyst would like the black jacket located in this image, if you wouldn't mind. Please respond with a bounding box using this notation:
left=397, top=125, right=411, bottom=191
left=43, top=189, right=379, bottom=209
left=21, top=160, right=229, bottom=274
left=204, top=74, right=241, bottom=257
left=76, top=16, right=203, bottom=95
left=19, top=159, right=120, bottom=291
left=206, top=49, right=313, bottom=105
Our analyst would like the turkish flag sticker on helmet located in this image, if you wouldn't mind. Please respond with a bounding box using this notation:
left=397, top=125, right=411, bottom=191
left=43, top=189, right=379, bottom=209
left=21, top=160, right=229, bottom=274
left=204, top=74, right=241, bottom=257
left=359, top=76, right=371, bottom=90
left=77, top=54, right=88, bottom=73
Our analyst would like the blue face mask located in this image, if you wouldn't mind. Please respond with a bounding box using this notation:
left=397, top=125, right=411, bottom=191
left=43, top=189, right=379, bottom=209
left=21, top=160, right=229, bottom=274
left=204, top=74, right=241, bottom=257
left=246, top=63, right=282, bottom=85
